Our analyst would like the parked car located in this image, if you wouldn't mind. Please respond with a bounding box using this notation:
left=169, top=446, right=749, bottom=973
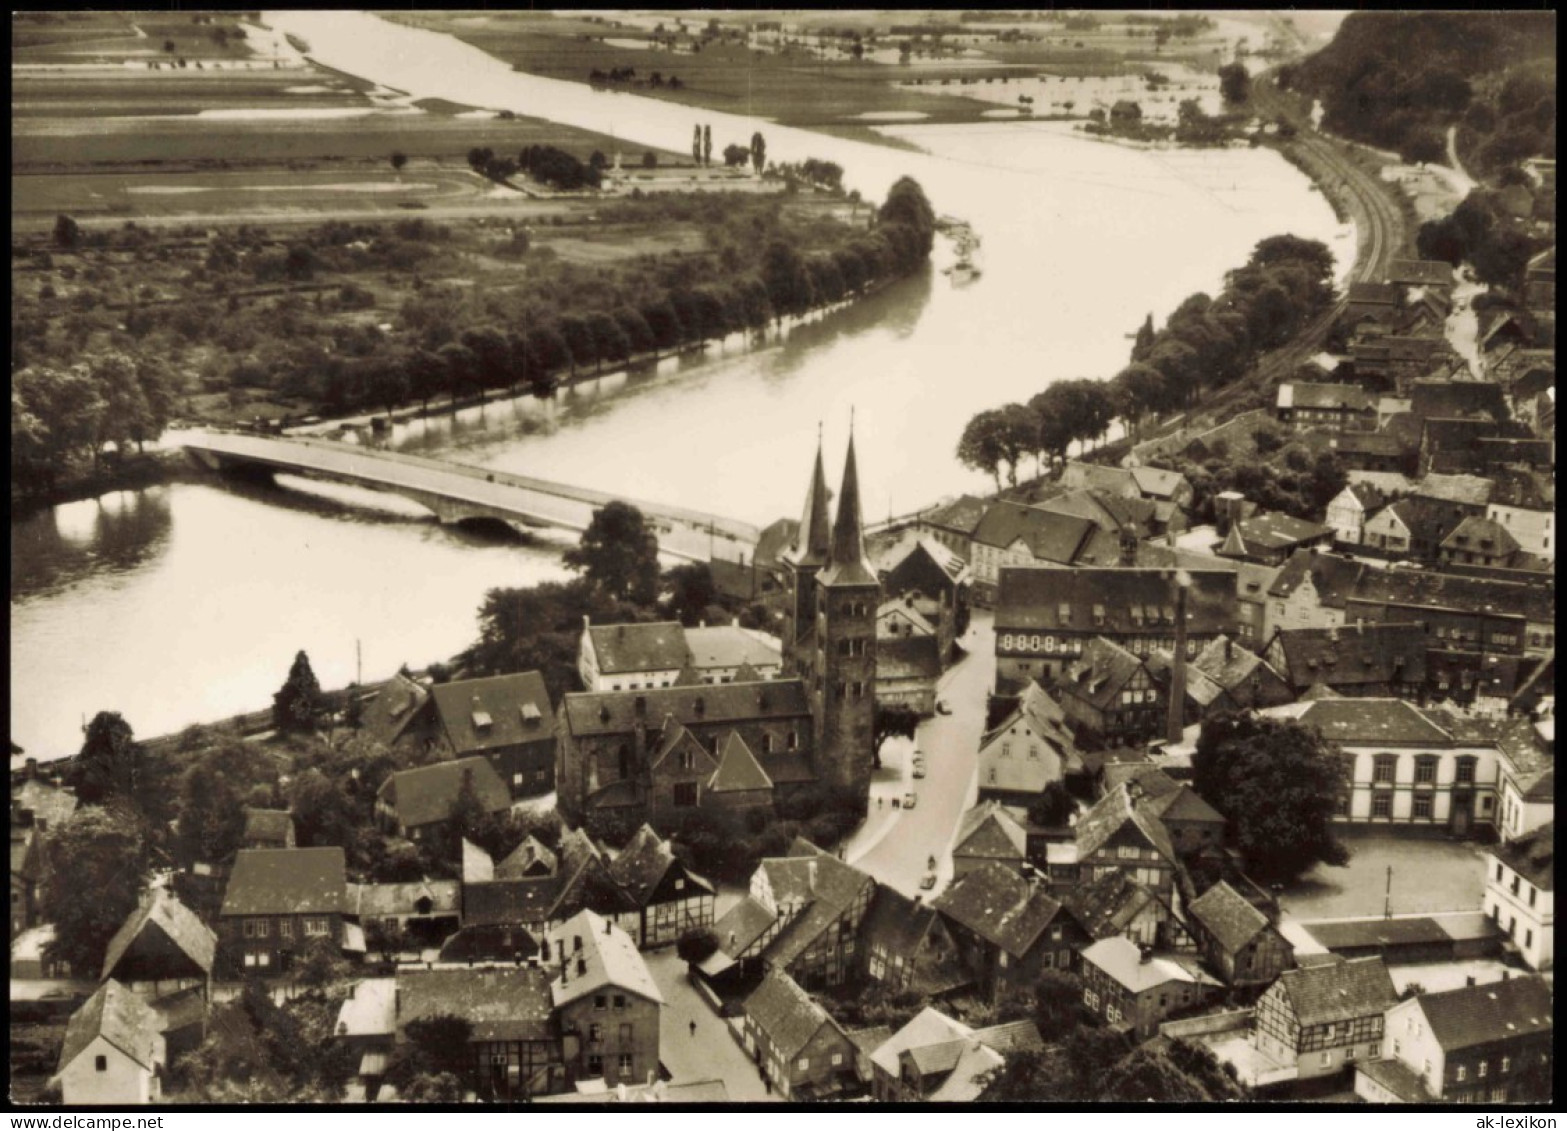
left=903, top=792, right=917, bottom=809
left=920, top=873, right=937, bottom=891
left=912, top=764, right=926, bottom=779
left=936, top=700, right=952, bottom=716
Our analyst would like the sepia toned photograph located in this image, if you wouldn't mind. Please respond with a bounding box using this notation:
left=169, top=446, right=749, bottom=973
left=9, top=9, right=1555, bottom=1110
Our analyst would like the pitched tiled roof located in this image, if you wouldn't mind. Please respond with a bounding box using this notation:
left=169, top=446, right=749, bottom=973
left=350, top=879, right=460, bottom=920
left=1387, top=258, right=1454, bottom=287
left=708, top=732, right=773, bottom=794
left=1268, top=622, right=1427, bottom=689
left=1348, top=282, right=1399, bottom=305
left=102, top=891, right=218, bottom=981
left=648, top=716, right=718, bottom=776
left=878, top=598, right=937, bottom=636
left=1187, top=881, right=1269, bottom=955
left=242, top=808, right=293, bottom=845
left=1076, top=784, right=1177, bottom=865
left=1442, top=516, right=1520, bottom=556
left=954, top=801, right=1028, bottom=861
left=858, top=886, right=954, bottom=979
left=59, top=980, right=161, bottom=1074
left=1492, top=822, right=1553, bottom=891
left=995, top=567, right=1235, bottom=634
left=1060, top=461, right=1137, bottom=496
left=714, top=895, right=778, bottom=956
left=430, top=672, right=553, bottom=756
left=606, top=825, right=675, bottom=905
left=1281, top=382, right=1376, bottom=412
left=361, top=671, right=430, bottom=747
left=922, top=495, right=991, bottom=536
left=1267, top=549, right=1365, bottom=605
left=1083, top=936, right=1220, bottom=994
left=1412, top=472, right=1497, bottom=507
left=933, top=861, right=1070, bottom=958
left=1349, top=568, right=1552, bottom=623
left=395, top=965, right=554, bottom=1043
left=562, top=679, right=811, bottom=738
left=545, top=909, right=663, bottom=1007
left=1039, top=488, right=1156, bottom=537
left=461, top=877, right=560, bottom=927
left=1283, top=698, right=1452, bottom=745
left=878, top=634, right=942, bottom=682
left=684, top=625, right=781, bottom=672
left=221, top=847, right=347, bottom=917
left=1410, top=380, right=1508, bottom=424
left=1063, top=870, right=1158, bottom=940
left=1356, top=1056, right=1439, bottom=1102
left=1416, top=976, right=1553, bottom=1052
left=972, top=501, right=1097, bottom=562
left=496, top=835, right=557, bottom=879
left=1224, top=512, right=1334, bottom=555
left=379, top=756, right=511, bottom=830
left=1150, top=786, right=1224, bottom=827
left=758, top=854, right=875, bottom=971
left=1275, top=956, right=1397, bottom=1027
left=1129, top=466, right=1190, bottom=501
left=744, top=970, right=837, bottom=1059
left=1054, top=636, right=1146, bottom=712
left=587, top=622, right=689, bottom=675
left=870, top=1007, right=974, bottom=1078
left=1191, top=635, right=1279, bottom=692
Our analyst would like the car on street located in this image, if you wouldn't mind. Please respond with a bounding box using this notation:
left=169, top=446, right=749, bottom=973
left=912, top=764, right=926, bottom=779
left=920, top=873, right=937, bottom=891
left=936, top=700, right=952, bottom=715
left=903, top=792, right=917, bottom=809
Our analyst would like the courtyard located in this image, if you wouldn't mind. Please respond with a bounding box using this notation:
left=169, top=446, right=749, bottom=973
left=1279, top=832, right=1489, bottom=921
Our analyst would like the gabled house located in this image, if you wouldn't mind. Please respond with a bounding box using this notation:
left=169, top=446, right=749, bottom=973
left=1325, top=482, right=1387, bottom=546
left=1120, top=770, right=1226, bottom=858
left=349, top=879, right=460, bottom=946
left=1356, top=976, right=1554, bottom=1104
left=714, top=842, right=875, bottom=990
left=1079, top=935, right=1220, bottom=1040
left=868, top=1007, right=1043, bottom=1102
left=933, top=861, right=1092, bottom=1002
left=1217, top=511, right=1336, bottom=567
left=976, top=682, right=1079, bottom=806
left=375, top=756, right=512, bottom=841
left=1145, top=636, right=1293, bottom=727
left=1186, top=880, right=1294, bottom=988
left=10, top=810, right=42, bottom=940
left=1386, top=258, right=1455, bottom=293
left=605, top=823, right=715, bottom=949
left=1053, top=636, right=1165, bottom=746
left=1255, top=955, right=1398, bottom=1080
left=876, top=635, right=944, bottom=715
left=1264, top=622, right=1428, bottom=699
left=874, top=535, right=971, bottom=659
left=241, top=808, right=294, bottom=851
left=952, top=801, right=1028, bottom=879
left=915, top=494, right=990, bottom=561
left=579, top=620, right=781, bottom=693
left=428, top=672, right=557, bottom=798
left=360, top=670, right=431, bottom=749
left=1440, top=516, right=1522, bottom=570
left=544, top=910, right=664, bottom=1090
left=1264, top=548, right=1367, bottom=636
left=1063, top=868, right=1190, bottom=952
left=218, top=847, right=353, bottom=976
left=969, top=501, right=1103, bottom=600
left=101, top=890, right=217, bottom=998
left=859, top=885, right=968, bottom=997
left=1074, top=783, right=1181, bottom=897
left=742, top=970, right=860, bottom=1101
left=1483, top=822, right=1553, bottom=971
left=55, top=980, right=166, bottom=1105
left=1275, top=382, right=1377, bottom=433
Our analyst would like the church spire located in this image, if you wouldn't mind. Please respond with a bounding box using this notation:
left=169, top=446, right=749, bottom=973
left=791, top=427, right=832, bottom=568
left=820, top=425, right=877, bottom=586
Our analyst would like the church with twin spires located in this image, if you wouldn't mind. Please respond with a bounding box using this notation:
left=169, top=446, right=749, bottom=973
left=555, top=433, right=879, bottom=827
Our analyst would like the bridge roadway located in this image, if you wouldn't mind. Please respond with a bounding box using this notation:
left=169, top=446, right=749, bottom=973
left=182, top=431, right=759, bottom=564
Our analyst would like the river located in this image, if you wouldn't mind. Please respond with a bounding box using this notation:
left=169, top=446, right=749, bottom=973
left=10, top=12, right=1351, bottom=762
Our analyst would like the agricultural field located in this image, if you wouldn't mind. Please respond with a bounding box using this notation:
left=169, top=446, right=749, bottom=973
left=386, top=10, right=1273, bottom=129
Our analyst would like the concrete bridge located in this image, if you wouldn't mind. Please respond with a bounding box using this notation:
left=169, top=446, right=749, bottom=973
left=182, top=431, right=759, bottom=564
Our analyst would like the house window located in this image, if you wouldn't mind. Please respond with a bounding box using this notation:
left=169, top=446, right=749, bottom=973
left=1413, top=794, right=1433, bottom=820
left=1106, top=1005, right=1122, bottom=1024
left=1373, top=755, right=1397, bottom=783
left=595, top=995, right=607, bottom=1011
left=1478, top=1061, right=1488, bottom=1078
left=761, top=734, right=774, bottom=754
left=787, top=730, right=798, bottom=751
left=673, top=782, right=699, bottom=808
left=1502, top=1057, right=1511, bottom=1074
left=587, top=1054, right=603, bottom=1075
left=1372, top=795, right=1392, bottom=819
left=999, top=952, right=1009, bottom=969
left=1001, top=742, right=1012, bottom=758
left=304, top=917, right=329, bottom=937
left=1456, top=758, right=1476, bottom=784
left=1415, top=756, right=1437, bottom=784
left=95, top=1055, right=107, bottom=1072
left=589, top=1023, right=603, bottom=1042
left=797, top=1057, right=810, bottom=1072
left=614, top=995, right=626, bottom=1009
left=1321, top=1053, right=1332, bottom=1068
left=618, top=1053, right=634, bottom=1077
left=278, top=919, right=293, bottom=939
left=1457, top=1065, right=1467, bottom=1082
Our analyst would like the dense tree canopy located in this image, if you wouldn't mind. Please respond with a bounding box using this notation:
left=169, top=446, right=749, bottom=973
left=1194, top=711, right=1353, bottom=882
left=41, top=803, right=149, bottom=974
left=563, top=501, right=661, bottom=606
left=273, top=650, right=324, bottom=735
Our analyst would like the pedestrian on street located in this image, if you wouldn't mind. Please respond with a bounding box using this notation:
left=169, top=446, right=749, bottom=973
left=689, top=1019, right=697, bottom=1037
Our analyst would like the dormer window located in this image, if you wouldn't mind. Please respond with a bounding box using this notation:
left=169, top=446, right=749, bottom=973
left=521, top=702, right=542, bottom=724
left=1058, top=602, right=1071, bottom=622
left=1092, top=604, right=1106, bottom=626
left=472, top=708, right=493, bottom=730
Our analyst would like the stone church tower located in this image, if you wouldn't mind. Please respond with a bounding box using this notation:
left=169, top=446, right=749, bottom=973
left=784, top=432, right=878, bottom=797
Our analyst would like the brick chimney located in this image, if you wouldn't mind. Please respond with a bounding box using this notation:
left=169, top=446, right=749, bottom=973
left=1165, top=571, right=1191, bottom=745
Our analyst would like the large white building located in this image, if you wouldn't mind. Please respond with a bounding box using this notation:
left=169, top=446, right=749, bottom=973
left=1484, top=822, right=1553, bottom=970
left=578, top=619, right=781, bottom=692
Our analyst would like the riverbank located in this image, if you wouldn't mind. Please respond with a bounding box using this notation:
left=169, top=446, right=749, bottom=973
left=10, top=449, right=195, bottom=520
